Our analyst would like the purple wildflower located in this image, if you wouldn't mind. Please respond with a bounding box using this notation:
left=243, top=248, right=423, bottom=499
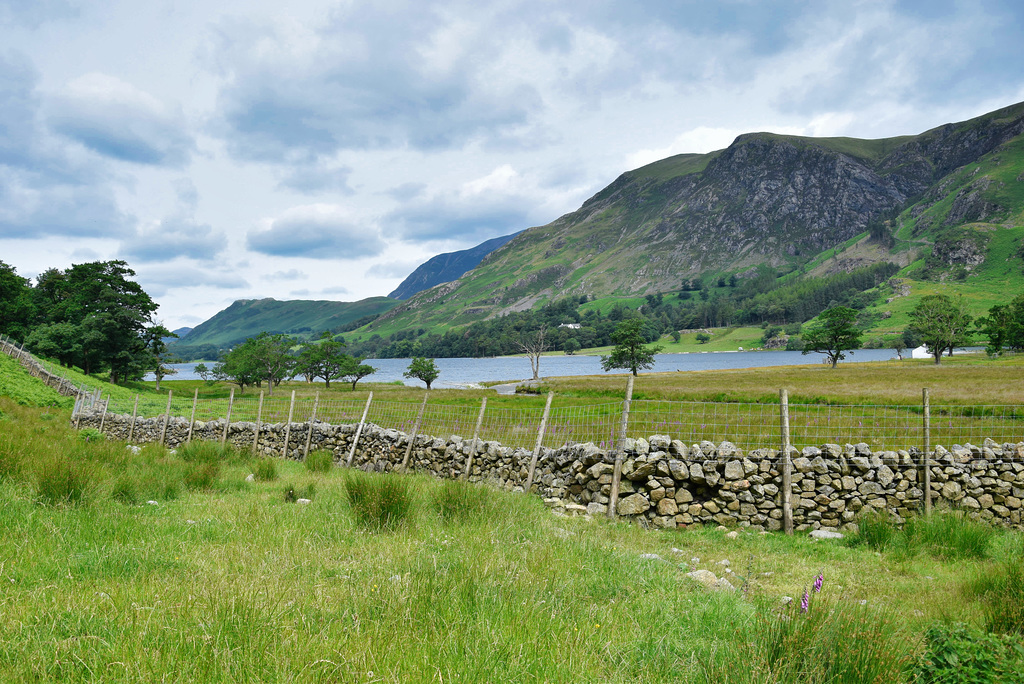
left=800, top=589, right=810, bottom=614
left=813, top=571, right=824, bottom=593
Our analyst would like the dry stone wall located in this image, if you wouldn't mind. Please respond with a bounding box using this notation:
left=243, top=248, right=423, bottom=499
left=78, top=408, right=1024, bottom=531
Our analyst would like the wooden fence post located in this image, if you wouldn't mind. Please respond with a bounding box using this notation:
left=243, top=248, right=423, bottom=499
left=221, top=388, right=234, bottom=445
left=607, top=374, right=635, bottom=519
left=923, top=388, right=932, bottom=517
left=303, top=392, right=320, bottom=460
left=463, top=397, right=488, bottom=480
left=400, top=393, right=430, bottom=471
left=780, top=389, right=793, bottom=535
left=346, top=392, right=374, bottom=467
left=127, top=394, right=140, bottom=442
left=253, top=390, right=265, bottom=454
left=159, top=390, right=173, bottom=447
left=187, top=388, right=199, bottom=443
left=98, top=393, right=110, bottom=433
left=524, top=392, right=554, bottom=493
left=282, top=390, right=297, bottom=459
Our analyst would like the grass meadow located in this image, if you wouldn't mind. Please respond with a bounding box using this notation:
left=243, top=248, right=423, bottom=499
left=2, top=387, right=1024, bottom=682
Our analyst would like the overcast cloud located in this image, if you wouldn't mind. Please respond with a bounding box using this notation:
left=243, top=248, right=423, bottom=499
left=1, top=0, right=1023, bottom=328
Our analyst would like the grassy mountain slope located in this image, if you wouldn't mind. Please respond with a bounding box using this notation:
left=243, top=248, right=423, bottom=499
left=173, top=297, right=399, bottom=351
left=353, top=102, right=1024, bottom=342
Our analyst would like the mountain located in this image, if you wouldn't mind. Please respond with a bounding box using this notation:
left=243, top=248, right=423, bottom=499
left=169, top=296, right=398, bottom=357
left=358, top=102, right=1024, bottom=336
left=171, top=327, right=192, bottom=339
left=388, top=231, right=523, bottom=300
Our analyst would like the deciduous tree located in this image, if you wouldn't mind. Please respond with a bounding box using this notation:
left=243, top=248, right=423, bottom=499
left=404, top=357, right=439, bottom=389
left=800, top=306, right=862, bottom=368
left=909, top=295, right=973, bottom=365
left=601, top=318, right=663, bottom=376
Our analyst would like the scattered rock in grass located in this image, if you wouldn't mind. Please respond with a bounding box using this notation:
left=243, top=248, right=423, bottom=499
left=809, top=529, right=844, bottom=540
left=638, top=553, right=665, bottom=563
left=551, top=527, right=572, bottom=539
left=297, top=498, right=311, bottom=505
left=686, top=569, right=719, bottom=588
left=146, top=500, right=158, bottom=506
left=717, top=559, right=730, bottom=567
left=245, top=473, right=255, bottom=482
left=781, top=596, right=793, bottom=605
left=725, top=531, right=739, bottom=539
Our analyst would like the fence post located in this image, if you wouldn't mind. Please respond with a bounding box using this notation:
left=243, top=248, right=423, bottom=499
left=159, top=390, right=173, bottom=447
left=346, top=392, right=374, bottom=467
left=282, top=390, right=297, bottom=460
left=524, top=392, right=554, bottom=493
left=253, top=390, right=265, bottom=454
left=400, top=393, right=429, bottom=472
left=128, top=394, right=140, bottom=442
left=221, top=388, right=235, bottom=445
left=98, top=393, right=110, bottom=433
left=923, top=388, right=932, bottom=517
left=187, top=388, right=199, bottom=443
left=780, top=389, right=793, bottom=535
left=303, top=392, right=320, bottom=460
left=607, top=374, right=635, bottom=520
left=463, top=397, right=488, bottom=480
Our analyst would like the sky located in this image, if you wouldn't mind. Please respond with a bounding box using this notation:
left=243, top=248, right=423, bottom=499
left=2, top=0, right=1023, bottom=331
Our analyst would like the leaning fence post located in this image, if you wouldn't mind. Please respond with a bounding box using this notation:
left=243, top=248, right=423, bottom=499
left=159, top=390, right=173, bottom=447
left=282, top=390, right=297, bottom=460
left=346, top=392, right=374, bottom=467
left=98, top=394, right=111, bottom=433
left=303, top=392, right=320, bottom=460
left=923, top=387, right=932, bottom=517
left=187, top=388, right=199, bottom=443
left=127, top=394, right=140, bottom=442
left=400, top=393, right=430, bottom=471
left=463, top=397, right=488, bottom=480
left=253, top=390, right=265, bottom=454
left=607, top=374, right=635, bottom=520
left=221, top=388, right=235, bottom=445
left=524, top=392, right=554, bottom=493
left=780, top=389, right=793, bottom=535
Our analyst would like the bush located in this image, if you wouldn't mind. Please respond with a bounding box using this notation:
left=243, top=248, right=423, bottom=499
left=78, top=427, right=105, bottom=443
left=913, top=623, right=1024, bottom=683
left=305, top=449, right=334, bottom=473
left=432, top=479, right=491, bottom=522
left=253, top=457, right=278, bottom=482
left=344, top=470, right=413, bottom=531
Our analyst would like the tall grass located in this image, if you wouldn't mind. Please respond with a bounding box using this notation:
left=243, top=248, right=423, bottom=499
left=848, top=509, right=996, bottom=560
left=964, top=532, right=1024, bottom=635
left=343, top=469, right=414, bottom=530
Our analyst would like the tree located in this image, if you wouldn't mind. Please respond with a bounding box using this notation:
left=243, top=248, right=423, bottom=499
left=977, top=295, right=1024, bottom=355
left=194, top=362, right=215, bottom=384
left=909, top=295, right=973, bottom=365
left=295, top=331, right=349, bottom=388
left=695, top=332, right=711, bottom=344
left=404, top=357, right=439, bottom=389
left=0, top=260, right=34, bottom=341
left=339, top=356, right=376, bottom=390
left=517, top=327, right=548, bottom=380
left=601, top=318, right=663, bottom=376
left=145, top=324, right=178, bottom=391
left=216, top=332, right=295, bottom=393
left=563, top=337, right=581, bottom=355
left=26, top=260, right=159, bottom=382
left=801, top=306, right=862, bottom=368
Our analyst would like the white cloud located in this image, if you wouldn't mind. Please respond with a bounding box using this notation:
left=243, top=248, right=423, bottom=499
left=247, top=204, right=386, bottom=259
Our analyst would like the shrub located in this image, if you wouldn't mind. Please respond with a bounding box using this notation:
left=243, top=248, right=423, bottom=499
left=432, top=479, right=491, bottom=522
left=344, top=470, right=413, bottom=531
left=253, top=457, right=277, bottom=482
left=78, top=427, right=105, bottom=443
left=913, top=623, right=1024, bottom=683
left=305, top=449, right=334, bottom=473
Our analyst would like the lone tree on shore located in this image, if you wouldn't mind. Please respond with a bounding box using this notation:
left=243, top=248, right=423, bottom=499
left=909, top=294, right=973, bottom=364
left=404, top=357, right=439, bottom=389
left=801, top=306, right=862, bottom=368
left=601, top=318, right=663, bottom=376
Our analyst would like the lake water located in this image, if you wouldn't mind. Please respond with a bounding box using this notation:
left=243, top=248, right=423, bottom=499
left=152, top=348, right=899, bottom=388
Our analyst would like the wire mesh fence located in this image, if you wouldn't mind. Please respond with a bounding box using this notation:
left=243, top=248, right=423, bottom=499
left=4, top=338, right=1023, bottom=456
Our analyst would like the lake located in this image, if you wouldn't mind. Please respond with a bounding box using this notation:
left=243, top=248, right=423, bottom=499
left=152, top=348, right=899, bottom=388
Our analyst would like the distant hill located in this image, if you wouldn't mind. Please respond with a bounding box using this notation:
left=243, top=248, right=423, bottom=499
left=169, top=297, right=398, bottom=358
left=171, top=327, right=192, bottom=339
left=388, top=231, right=523, bottom=300
left=353, top=101, right=1024, bottom=339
